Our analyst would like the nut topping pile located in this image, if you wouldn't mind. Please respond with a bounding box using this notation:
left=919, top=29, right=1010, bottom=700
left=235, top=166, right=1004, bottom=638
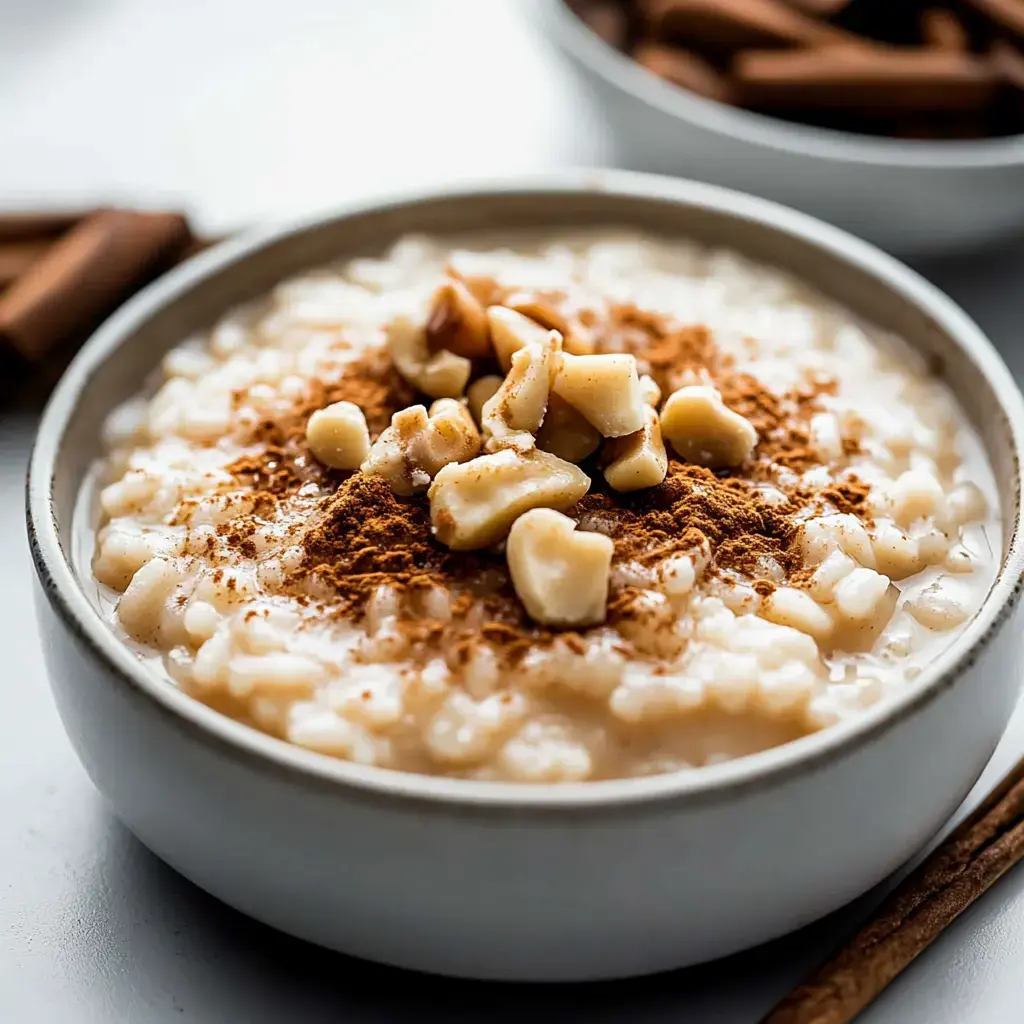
left=304, top=274, right=760, bottom=628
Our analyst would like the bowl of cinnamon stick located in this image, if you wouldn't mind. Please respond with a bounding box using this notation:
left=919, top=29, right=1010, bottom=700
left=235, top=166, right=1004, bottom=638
left=539, top=0, right=1024, bottom=254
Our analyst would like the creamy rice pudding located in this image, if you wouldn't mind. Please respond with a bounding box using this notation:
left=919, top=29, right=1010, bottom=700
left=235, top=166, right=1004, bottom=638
left=89, top=232, right=999, bottom=782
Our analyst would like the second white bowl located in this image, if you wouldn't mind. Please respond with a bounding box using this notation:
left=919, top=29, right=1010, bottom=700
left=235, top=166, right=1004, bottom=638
left=537, top=0, right=1024, bottom=256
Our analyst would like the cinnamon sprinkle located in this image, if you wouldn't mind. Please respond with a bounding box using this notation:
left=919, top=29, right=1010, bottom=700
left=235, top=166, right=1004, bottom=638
left=608, top=305, right=855, bottom=476
left=226, top=348, right=415, bottom=496
left=291, top=457, right=806, bottom=656
left=575, top=462, right=804, bottom=579
left=208, top=302, right=872, bottom=659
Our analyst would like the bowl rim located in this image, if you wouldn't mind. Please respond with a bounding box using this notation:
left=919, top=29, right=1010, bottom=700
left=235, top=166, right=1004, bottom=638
left=536, top=0, right=1024, bottom=170
left=27, top=169, right=1024, bottom=812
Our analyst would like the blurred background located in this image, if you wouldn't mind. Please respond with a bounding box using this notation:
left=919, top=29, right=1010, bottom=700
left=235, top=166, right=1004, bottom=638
left=0, top=0, right=607, bottom=231
left=5, top=2, right=1024, bottom=1022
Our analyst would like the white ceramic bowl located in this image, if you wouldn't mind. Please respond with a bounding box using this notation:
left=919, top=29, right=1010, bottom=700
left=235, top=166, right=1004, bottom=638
left=28, top=172, right=1024, bottom=981
left=535, top=0, right=1024, bottom=256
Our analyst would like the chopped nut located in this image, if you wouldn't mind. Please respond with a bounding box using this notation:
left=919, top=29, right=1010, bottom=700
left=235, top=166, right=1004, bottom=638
left=360, top=405, right=432, bottom=496
left=428, top=397, right=473, bottom=424
left=418, top=350, right=473, bottom=400
left=507, top=509, right=613, bottom=627
left=429, top=448, right=591, bottom=550
left=425, top=278, right=492, bottom=359
left=660, top=385, right=757, bottom=468
left=562, top=331, right=597, bottom=356
left=450, top=267, right=504, bottom=307
left=386, top=314, right=432, bottom=382
left=305, top=400, right=371, bottom=470
left=482, top=330, right=562, bottom=450
left=386, top=314, right=471, bottom=399
left=486, top=306, right=551, bottom=372
left=504, top=293, right=596, bottom=357
left=535, top=394, right=601, bottom=463
left=467, top=375, right=502, bottom=425
left=552, top=352, right=645, bottom=438
left=602, top=405, right=668, bottom=491
left=361, top=401, right=481, bottom=495
left=422, top=399, right=483, bottom=473
left=505, top=293, right=568, bottom=334
left=640, top=374, right=662, bottom=407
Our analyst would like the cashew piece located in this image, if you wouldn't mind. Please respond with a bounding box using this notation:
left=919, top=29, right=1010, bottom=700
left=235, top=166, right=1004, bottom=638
left=305, top=401, right=370, bottom=470
left=360, top=405, right=433, bottom=496
left=507, top=509, right=613, bottom=627
left=429, top=448, right=591, bottom=550
left=602, top=405, right=668, bottom=492
left=481, top=329, right=562, bottom=451
left=361, top=402, right=481, bottom=495
left=535, top=394, right=601, bottom=464
left=660, top=385, right=757, bottom=468
left=386, top=314, right=471, bottom=399
left=467, top=375, right=503, bottom=425
left=425, top=278, right=492, bottom=359
left=486, top=306, right=552, bottom=373
left=552, top=352, right=645, bottom=438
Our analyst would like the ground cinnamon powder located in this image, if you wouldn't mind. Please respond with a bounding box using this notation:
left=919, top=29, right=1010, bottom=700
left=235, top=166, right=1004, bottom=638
left=575, top=462, right=803, bottom=579
left=296, top=474, right=566, bottom=652
left=294, top=457, right=804, bottom=652
left=218, top=304, right=869, bottom=656
left=608, top=305, right=851, bottom=475
left=227, top=348, right=415, bottom=496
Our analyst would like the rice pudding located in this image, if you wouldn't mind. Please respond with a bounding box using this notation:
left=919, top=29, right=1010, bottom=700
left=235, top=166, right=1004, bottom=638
left=89, top=232, right=999, bottom=782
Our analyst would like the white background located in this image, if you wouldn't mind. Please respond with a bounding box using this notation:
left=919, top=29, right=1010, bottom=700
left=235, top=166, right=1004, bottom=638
left=3, top=2, right=1024, bottom=1020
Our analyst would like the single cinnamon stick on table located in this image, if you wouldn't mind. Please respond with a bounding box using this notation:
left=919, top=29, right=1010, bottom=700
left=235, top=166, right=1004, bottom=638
left=0, top=208, right=191, bottom=361
left=761, top=754, right=1024, bottom=1024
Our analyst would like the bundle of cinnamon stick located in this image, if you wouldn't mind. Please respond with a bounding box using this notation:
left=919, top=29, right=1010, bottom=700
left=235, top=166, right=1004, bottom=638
left=567, top=0, right=1024, bottom=138
left=0, top=208, right=215, bottom=382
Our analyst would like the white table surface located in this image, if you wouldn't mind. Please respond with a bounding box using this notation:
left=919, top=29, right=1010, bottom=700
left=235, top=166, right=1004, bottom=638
left=3, top=2, right=1024, bottom=1020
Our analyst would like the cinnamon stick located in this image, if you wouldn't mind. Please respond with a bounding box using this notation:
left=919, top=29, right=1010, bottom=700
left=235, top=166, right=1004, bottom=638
left=634, top=43, right=735, bottom=101
left=992, top=39, right=1024, bottom=90
left=761, top=755, right=1024, bottom=1024
left=966, top=0, right=1024, bottom=38
left=921, top=9, right=970, bottom=51
left=0, top=208, right=191, bottom=361
left=567, top=0, right=1024, bottom=137
left=638, top=0, right=855, bottom=50
left=735, top=47, right=999, bottom=115
left=0, top=210, right=89, bottom=243
left=0, top=240, right=50, bottom=289
left=569, top=0, right=630, bottom=48
left=779, top=0, right=852, bottom=13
